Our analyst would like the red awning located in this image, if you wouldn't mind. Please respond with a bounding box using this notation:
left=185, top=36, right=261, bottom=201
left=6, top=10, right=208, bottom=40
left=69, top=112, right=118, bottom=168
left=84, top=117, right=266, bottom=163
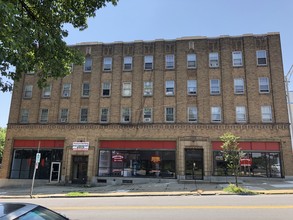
left=14, top=140, right=64, bottom=148
left=212, top=141, right=280, bottom=151
left=100, top=140, right=176, bottom=150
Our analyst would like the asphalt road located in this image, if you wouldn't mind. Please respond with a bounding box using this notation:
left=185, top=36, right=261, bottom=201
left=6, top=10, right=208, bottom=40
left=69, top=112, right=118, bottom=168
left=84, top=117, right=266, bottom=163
left=6, top=195, right=293, bottom=220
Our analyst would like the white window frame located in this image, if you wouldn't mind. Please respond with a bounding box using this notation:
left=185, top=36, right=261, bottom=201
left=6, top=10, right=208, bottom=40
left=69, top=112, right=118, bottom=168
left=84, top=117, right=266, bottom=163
left=62, top=83, right=71, bottom=97
left=209, top=52, right=219, bottom=68
left=165, top=54, right=175, bottom=69
left=84, top=56, right=92, bottom=72
left=42, top=85, right=51, bottom=98
left=188, top=107, right=198, bottom=123
left=259, top=77, right=270, bottom=93
left=60, top=108, right=69, bottom=123
left=165, top=107, right=175, bottom=122
left=144, top=55, right=153, bottom=70
left=121, top=107, right=131, bottom=123
left=40, top=108, right=49, bottom=123
left=211, top=107, right=221, bottom=123
left=82, top=82, right=90, bottom=97
left=100, top=108, right=109, bottom=123
left=123, top=56, right=133, bottom=71
left=20, top=109, right=29, bottom=123
left=143, top=108, right=152, bottom=123
left=143, top=81, right=153, bottom=96
left=256, top=50, right=267, bottom=66
left=187, top=54, right=196, bottom=68
left=232, top=51, right=243, bottom=67
left=236, top=106, right=247, bottom=123
left=165, top=80, right=175, bottom=96
left=187, top=80, right=197, bottom=95
left=80, top=108, right=88, bottom=123
left=234, top=78, right=244, bottom=94
left=122, top=82, right=132, bottom=97
left=261, top=106, right=272, bottom=123
left=23, top=85, right=33, bottom=98
left=210, top=79, right=220, bottom=95
left=102, top=82, right=111, bottom=97
left=103, top=57, right=112, bottom=71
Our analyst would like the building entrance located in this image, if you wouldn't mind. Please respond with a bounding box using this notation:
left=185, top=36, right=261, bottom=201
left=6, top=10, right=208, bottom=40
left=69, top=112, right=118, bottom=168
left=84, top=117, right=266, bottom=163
left=185, top=149, right=204, bottom=180
left=72, top=156, right=88, bottom=184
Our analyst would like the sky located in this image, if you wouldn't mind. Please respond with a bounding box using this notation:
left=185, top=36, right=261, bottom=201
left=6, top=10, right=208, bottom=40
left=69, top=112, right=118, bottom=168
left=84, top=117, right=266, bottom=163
left=1, top=0, right=293, bottom=127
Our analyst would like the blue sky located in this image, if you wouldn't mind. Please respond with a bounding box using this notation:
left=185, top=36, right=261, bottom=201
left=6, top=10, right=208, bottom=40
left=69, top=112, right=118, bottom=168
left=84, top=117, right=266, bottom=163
left=1, top=0, right=293, bottom=127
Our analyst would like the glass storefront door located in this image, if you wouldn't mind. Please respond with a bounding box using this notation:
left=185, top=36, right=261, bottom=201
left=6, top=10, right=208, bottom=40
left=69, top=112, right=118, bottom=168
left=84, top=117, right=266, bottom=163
left=72, top=156, right=88, bottom=184
left=185, top=149, right=204, bottom=180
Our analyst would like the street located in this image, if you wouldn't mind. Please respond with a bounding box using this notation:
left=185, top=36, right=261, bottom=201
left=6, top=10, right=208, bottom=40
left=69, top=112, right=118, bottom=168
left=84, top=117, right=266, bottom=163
left=5, top=195, right=293, bottom=220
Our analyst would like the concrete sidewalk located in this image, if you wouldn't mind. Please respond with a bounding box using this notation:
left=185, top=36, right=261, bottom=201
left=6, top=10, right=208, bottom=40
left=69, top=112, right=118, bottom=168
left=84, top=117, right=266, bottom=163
left=1, top=179, right=293, bottom=198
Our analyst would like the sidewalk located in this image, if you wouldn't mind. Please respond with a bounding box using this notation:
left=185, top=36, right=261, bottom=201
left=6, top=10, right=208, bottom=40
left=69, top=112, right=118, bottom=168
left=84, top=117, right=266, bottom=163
left=1, top=179, right=293, bottom=199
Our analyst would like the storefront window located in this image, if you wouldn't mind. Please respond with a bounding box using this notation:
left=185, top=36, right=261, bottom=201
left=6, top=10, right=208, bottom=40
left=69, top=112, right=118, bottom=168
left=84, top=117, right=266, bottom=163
left=98, top=150, right=176, bottom=178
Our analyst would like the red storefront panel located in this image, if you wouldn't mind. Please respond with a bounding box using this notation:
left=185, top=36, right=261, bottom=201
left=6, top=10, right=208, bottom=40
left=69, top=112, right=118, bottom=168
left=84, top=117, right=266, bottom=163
left=100, top=140, right=176, bottom=150
left=14, top=140, right=64, bottom=148
left=212, top=141, right=280, bottom=151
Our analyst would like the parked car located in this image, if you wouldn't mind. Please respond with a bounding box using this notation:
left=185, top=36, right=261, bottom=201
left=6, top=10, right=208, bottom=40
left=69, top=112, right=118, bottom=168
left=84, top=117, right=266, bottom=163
left=0, top=202, right=69, bottom=220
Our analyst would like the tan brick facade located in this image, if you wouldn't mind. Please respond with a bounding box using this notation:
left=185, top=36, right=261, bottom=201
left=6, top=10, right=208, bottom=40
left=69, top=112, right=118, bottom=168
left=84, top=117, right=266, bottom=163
left=1, top=33, right=293, bottom=184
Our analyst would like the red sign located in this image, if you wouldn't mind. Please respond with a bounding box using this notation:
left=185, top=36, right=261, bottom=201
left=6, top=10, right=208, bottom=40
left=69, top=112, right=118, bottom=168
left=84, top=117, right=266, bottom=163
left=112, top=154, right=124, bottom=162
left=240, top=158, right=252, bottom=166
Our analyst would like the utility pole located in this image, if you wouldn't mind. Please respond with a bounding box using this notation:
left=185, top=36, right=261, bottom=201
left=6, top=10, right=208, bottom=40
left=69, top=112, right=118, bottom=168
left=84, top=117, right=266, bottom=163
left=30, top=141, right=41, bottom=198
left=285, top=65, right=293, bottom=150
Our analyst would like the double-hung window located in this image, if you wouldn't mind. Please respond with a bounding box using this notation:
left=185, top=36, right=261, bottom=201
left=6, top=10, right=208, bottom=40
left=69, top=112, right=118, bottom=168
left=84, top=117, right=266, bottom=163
left=256, top=50, right=267, bottom=66
left=209, top=52, right=219, bottom=68
left=121, top=107, right=131, bottom=123
left=187, top=80, right=197, bottom=95
left=211, top=107, right=221, bottom=123
left=187, top=54, right=196, bottom=68
left=210, top=79, right=220, bottom=95
left=100, top=108, right=109, bottom=123
left=42, top=85, right=51, bottom=98
left=143, top=108, right=152, bottom=123
left=232, top=51, right=243, bottom=67
left=80, top=108, right=88, bottom=123
left=188, top=107, right=198, bottom=122
left=103, top=57, right=112, bottom=71
left=259, top=77, right=270, bottom=93
left=144, top=55, right=153, bottom=70
left=102, top=82, right=111, bottom=97
left=40, top=109, right=49, bottom=123
left=84, top=56, right=92, bottom=72
left=236, top=106, right=246, bottom=123
left=144, top=81, right=153, bottom=96
left=166, top=80, right=175, bottom=96
left=165, top=107, right=175, bottom=122
left=122, top=82, right=132, bottom=97
left=62, top=83, right=71, bottom=97
left=234, top=78, right=244, bottom=94
left=23, top=85, right=33, bottom=98
left=20, top=109, right=29, bottom=123
left=82, top=82, right=90, bottom=97
left=123, top=56, right=133, bottom=71
left=165, top=54, right=175, bottom=69
left=261, top=106, right=272, bottom=122
left=60, top=108, right=69, bottom=123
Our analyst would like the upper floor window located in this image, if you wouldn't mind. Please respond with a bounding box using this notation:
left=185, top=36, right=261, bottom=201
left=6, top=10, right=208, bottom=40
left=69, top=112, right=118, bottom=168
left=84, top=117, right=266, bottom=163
left=122, top=82, right=132, bottom=97
left=84, top=56, right=92, bottom=72
left=144, top=81, right=153, bottom=96
left=144, top=55, right=153, bottom=70
left=209, top=52, right=219, bottom=68
left=121, top=107, right=131, bottom=123
left=80, top=108, right=88, bottom=123
left=188, top=107, right=198, bottom=123
left=60, top=108, right=69, bottom=123
left=232, top=51, right=243, bottom=67
left=123, top=56, right=133, bottom=71
left=210, top=79, right=220, bottom=95
left=23, top=85, right=33, bottom=98
left=211, top=107, right=221, bottom=123
left=187, top=80, right=197, bottom=95
left=236, top=106, right=247, bottom=123
left=102, top=82, right=111, bottom=97
left=40, top=108, right=49, bottom=123
left=187, top=54, right=196, bottom=68
left=259, top=77, right=270, bottom=93
left=143, top=108, right=152, bottom=123
left=166, top=80, right=175, bottom=96
left=42, top=85, right=51, bottom=98
left=234, top=78, right=244, bottom=94
left=256, top=50, right=267, bottom=66
left=82, top=82, right=90, bottom=97
left=165, top=107, right=175, bottom=122
left=20, top=109, right=29, bottom=123
left=62, top=83, right=71, bottom=97
left=165, top=54, right=175, bottom=69
left=261, top=106, right=272, bottom=123
left=103, top=57, right=112, bottom=71
left=100, top=108, right=109, bottom=123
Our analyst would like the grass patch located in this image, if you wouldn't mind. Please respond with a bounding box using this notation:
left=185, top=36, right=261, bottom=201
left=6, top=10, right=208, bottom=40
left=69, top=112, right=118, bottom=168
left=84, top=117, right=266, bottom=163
left=66, top=191, right=89, bottom=197
left=223, top=184, right=257, bottom=195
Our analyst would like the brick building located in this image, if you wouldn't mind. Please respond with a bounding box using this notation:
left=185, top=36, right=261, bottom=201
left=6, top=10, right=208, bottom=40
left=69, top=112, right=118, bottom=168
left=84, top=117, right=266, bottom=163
left=1, top=32, right=293, bottom=185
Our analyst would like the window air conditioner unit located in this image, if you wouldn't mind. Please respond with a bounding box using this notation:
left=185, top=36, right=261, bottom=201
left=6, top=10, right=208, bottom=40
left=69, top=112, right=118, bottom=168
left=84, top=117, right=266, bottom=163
left=209, top=62, right=218, bottom=67
left=63, top=92, right=69, bottom=97
left=144, top=118, right=151, bottom=122
left=60, top=118, right=67, bottom=123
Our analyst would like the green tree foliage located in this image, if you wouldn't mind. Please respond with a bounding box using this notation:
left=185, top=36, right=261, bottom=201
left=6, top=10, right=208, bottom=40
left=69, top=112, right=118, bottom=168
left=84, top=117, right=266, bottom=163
left=0, top=127, right=6, bottom=163
left=0, top=0, right=118, bottom=92
left=220, top=132, right=244, bottom=186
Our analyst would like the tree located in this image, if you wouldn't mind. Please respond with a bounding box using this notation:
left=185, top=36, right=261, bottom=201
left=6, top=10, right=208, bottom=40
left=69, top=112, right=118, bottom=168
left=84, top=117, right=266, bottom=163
left=220, top=132, right=244, bottom=187
left=0, top=127, right=6, bottom=164
left=0, top=0, right=118, bottom=92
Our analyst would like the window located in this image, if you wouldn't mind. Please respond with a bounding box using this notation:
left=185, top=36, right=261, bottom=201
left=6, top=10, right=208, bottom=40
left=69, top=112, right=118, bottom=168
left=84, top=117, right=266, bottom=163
left=188, top=107, right=198, bottom=122
left=210, top=79, right=220, bottom=95
left=20, top=109, right=29, bottom=123
left=80, top=108, right=88, bottom=123
left=166, top=80, right=175, bottom=95
left=187, top=80, right=197, bottom=95
left=211, top=107, right=221, bottom=123
left=62, top=83, right=71, bottom=97
left=121, top=107, right=131, bottom=123
left=84, top=56, right=92, bottom=72
left=236, top=106, right=246, bottom=123
left=123, top=56, right=133, bottom=70
left=82, top=82, right=90, bottom=97
left=259, top=77, right=270, bottom=93
left=102, top=82, right=111, bottom=97
left=122, top=82, right=132, bottom=97
left=40, top=109, right=49, bottom=123
left=261, top=106, right=272, bottom=122
left=103, top=57, right=112, bottom=71
left=143, top=108, right=152, bottom=122
left=60, top=108, right=69, bottom=123
left=187, top=54, right=196, bottom=68
left=144, top=55, right=153, bottom=70
left=165, top=54, right=175, bottom=69
left=23, top=85, right=33, bottom=98
left=100, top=108, right=109, bottom=123
left=234, top=78, right=244, bottom=94
left=232, top=51, right=243, bottom=66
left=256, top=50, right=267, bottom=66
left=165, top=107, right=175, bottom=122
left=143, top=81, right=153, bottom=96
left=209, top=52, right=219, bottom=68
left=42, top=85, right=51, bottom=98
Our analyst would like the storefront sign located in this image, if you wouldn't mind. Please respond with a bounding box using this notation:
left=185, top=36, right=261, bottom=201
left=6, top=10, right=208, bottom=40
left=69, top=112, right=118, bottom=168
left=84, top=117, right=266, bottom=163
left=151, top=156, right=161, bottom=163
left=112, top=154, right=124, bottom=162
left=240, top=158, right=252, bottom=166
left=72, top=142, right=89, bottom=151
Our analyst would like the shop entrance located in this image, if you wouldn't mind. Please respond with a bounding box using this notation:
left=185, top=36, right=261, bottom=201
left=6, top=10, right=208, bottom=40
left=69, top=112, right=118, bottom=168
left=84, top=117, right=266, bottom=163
left=72, top=156, right=88, bottom=184
left=50, top=162, right=61, bottom=183
left=185, top=149, right=204, bottom=180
